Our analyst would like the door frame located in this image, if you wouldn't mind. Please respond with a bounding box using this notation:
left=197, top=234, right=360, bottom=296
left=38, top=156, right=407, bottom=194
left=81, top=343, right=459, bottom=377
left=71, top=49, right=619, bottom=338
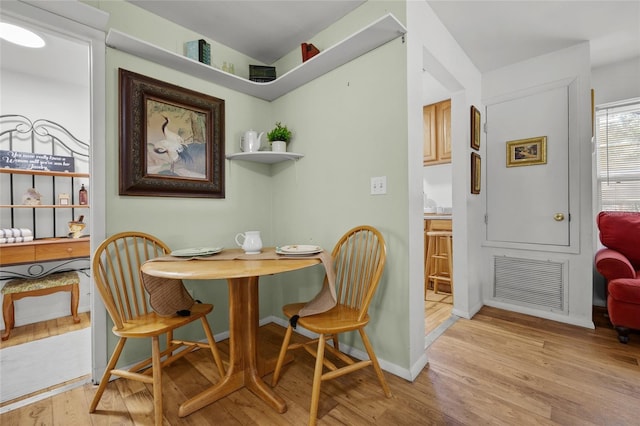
left=1, top=0, right=109, bottom=382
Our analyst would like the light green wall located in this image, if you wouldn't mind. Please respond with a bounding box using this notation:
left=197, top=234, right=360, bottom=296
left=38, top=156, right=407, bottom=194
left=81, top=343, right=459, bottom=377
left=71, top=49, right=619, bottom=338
left=96, top=0, right=410, bottom=369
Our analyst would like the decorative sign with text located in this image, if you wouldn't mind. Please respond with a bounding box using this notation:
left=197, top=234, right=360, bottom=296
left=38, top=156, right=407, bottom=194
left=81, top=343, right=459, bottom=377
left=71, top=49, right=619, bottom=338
left=0, top=150, right=75, bottom=172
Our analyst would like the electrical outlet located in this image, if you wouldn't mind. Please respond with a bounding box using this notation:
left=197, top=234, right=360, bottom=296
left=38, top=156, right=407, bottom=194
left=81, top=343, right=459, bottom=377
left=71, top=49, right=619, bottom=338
left=370, top=176, right=387, bottom=195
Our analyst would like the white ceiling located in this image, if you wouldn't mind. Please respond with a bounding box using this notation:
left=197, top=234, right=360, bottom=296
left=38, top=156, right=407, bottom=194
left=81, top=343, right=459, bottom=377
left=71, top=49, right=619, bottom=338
left=128, top=0, right=366, bottom=64
left=128, top=0, right=640, bottom=71
left=1, top=1, right=638, bottom=88
left=428, top=1, right=640, bottom=72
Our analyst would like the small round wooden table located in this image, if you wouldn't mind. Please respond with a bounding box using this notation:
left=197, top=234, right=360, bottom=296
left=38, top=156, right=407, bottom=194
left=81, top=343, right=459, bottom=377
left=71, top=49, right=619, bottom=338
left=140, top=248, right=320, bottom=418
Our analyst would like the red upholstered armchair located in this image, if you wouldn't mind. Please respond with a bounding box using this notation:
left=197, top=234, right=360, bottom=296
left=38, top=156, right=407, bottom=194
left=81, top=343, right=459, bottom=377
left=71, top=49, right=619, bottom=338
left=595, top=211, right=640, bottom=343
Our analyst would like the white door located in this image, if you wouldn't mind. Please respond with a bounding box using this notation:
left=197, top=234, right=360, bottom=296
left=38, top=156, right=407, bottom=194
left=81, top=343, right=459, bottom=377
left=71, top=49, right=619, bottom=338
left=486, top=85, right=570, bottom=246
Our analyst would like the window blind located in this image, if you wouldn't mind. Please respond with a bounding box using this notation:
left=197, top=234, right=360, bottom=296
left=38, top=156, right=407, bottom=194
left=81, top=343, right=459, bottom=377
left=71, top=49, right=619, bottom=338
left=595, top=99, right=640, bottom=212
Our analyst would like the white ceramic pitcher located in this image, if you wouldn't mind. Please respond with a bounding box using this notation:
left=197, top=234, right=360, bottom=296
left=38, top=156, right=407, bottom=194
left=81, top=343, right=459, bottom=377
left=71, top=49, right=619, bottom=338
left=241, top=130, right=264, bottom=153
left=235, top=231, right=262, bottom=254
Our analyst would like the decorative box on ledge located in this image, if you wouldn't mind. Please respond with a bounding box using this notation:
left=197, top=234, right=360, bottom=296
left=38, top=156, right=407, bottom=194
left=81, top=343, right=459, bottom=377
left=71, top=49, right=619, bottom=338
left=185, top=39, right=211, bottom=65
left=249, top=65, right=276, bottom=83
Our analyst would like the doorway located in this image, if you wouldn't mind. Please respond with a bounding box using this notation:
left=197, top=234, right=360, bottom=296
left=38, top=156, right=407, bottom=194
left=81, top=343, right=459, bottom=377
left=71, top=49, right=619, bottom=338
left=421, top=70, right=454, bottom=339
left=0, top=2, right=106, bottom=409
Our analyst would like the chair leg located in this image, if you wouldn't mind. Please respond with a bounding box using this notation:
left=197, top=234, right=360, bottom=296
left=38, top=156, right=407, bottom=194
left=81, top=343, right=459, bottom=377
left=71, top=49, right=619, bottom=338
left=200, top=316, right=225, bottom=377
left=90, top=337, right=127, bottom=412
left=308, top=333, right=326, bottom=426
left=446, top=235, right=453, bottom=294
left=359, top=329, right=392, bottom=397
left=151, top=336, right=163, bottom=426
left=615, top=326, right=630, bottom=344
left=272, top=324, right=293, bottom=387
left=424, top=235, right=434, bottom=300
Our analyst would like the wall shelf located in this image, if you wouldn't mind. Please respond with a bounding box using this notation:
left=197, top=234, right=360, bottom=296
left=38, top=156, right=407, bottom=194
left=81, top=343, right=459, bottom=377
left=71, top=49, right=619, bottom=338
left=0, top=168, right=89, bottom=178
left=226, top=152, right=304, bottom=164
left=0, top=205, right=89, bottom=209
left=105, top=13, right=406, bottom=101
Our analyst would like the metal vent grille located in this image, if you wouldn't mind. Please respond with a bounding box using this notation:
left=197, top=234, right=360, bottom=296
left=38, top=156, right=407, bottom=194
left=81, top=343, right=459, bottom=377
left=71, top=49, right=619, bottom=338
left=494, top=256, right=565, bottom=311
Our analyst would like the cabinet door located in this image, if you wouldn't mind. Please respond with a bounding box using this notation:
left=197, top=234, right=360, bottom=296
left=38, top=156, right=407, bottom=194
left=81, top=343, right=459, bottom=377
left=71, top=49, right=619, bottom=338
left=437, top=99, right=451, bottom=162
left=423, top=104, right=437, bottom=164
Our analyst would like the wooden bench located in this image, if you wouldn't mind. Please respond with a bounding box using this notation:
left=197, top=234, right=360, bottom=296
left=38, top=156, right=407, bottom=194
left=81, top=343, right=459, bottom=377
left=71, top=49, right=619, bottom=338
left=1, top=271, right=80, bottom=341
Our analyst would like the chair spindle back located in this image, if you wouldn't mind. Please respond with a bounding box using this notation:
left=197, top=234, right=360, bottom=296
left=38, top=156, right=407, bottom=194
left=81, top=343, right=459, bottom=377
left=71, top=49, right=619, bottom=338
left=331, top=226, right=386, bottom=321
left=93, top=232, right=171, bottom=329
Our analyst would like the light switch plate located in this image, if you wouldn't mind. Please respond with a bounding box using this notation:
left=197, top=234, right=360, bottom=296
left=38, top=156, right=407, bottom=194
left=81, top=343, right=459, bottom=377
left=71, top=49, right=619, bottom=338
left=370, top=176, right=387, bottom=195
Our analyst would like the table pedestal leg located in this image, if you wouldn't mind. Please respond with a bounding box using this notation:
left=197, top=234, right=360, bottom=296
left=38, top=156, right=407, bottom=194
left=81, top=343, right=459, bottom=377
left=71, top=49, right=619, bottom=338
left=178, top=276, right=287, bottom=417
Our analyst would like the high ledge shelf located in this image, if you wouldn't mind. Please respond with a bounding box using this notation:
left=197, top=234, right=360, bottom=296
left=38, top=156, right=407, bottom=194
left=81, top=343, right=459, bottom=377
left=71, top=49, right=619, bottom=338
left=105, top=13, right=407, bottom=102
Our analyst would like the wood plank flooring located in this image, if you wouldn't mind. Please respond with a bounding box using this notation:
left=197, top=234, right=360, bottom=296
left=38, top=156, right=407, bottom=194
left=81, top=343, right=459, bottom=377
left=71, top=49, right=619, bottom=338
left=2, top=306, right=638, bottom=425
left=425, top=289, right=453, bottom=335
left=0, top=312, right=91, bottom=350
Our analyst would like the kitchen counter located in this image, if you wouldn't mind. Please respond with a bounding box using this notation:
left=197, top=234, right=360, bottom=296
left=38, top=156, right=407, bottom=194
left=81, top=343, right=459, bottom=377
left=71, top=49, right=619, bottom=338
left=424, top=213, right=452, bottom=220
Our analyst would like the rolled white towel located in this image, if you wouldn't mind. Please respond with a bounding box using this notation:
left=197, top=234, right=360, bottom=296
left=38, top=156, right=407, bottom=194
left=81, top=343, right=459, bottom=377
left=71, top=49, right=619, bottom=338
left=19, top=228, right=33, bottom=237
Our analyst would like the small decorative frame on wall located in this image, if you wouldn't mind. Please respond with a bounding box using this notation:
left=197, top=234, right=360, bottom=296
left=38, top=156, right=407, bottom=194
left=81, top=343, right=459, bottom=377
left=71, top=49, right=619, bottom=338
left=506, top=136, right=547, bottom=167
left=119, top=68, right=225, bottom=198
left=471, top=152, right=481, bottom=194
left=470, top=105, right=481, bottom=151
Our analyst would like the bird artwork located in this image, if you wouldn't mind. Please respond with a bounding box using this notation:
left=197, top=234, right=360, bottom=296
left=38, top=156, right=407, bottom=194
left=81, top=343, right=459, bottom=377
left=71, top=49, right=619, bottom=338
left=147, top=114, right=202, bottom=177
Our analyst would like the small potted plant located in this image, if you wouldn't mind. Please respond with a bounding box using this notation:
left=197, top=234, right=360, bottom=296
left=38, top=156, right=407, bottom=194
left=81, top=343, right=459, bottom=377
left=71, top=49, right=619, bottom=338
left=267, top=121, right=292, bottom=152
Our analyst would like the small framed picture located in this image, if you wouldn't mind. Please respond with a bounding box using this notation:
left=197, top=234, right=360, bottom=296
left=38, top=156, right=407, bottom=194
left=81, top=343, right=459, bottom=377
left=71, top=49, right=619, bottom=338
left=470, top=106, right=481, bottom=151
left=506, top=136, right=547, bottom=167
left=58, top=193, right=70, bottom=205
left=471, top=152, right=481, bottom=194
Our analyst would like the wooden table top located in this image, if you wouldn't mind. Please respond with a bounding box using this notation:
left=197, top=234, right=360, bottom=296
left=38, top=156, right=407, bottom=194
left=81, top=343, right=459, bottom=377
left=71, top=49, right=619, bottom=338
left=140, top=248, right=321, bottom=280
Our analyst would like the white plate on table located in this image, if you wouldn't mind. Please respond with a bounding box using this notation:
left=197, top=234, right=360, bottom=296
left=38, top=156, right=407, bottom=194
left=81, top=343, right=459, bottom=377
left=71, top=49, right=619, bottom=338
left=276, top=245, right=322, bottom=256
left=170, top=247, right=223, bottom=257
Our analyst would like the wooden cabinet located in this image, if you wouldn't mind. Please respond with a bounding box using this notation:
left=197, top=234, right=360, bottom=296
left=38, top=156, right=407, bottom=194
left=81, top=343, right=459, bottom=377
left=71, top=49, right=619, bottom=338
left=1, top=238, right=89, bottom=266
left=423, top=99, right=451, bottom=165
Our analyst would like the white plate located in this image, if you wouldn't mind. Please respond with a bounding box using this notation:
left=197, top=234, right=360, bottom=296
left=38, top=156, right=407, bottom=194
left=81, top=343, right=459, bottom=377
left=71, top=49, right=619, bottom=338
left=170, top=247, right=223, bottom=257
left=277, top=245, right=322, bottom=255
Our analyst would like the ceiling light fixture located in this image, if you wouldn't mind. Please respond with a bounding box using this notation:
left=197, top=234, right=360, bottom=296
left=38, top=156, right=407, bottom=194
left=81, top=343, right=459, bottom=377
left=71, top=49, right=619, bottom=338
left=0, top=22, right=45, bottom=48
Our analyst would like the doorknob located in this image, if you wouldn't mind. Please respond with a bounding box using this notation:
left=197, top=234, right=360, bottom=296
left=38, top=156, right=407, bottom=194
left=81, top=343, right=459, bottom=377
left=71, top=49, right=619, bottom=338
left=554, top=213, right=565, bottom=221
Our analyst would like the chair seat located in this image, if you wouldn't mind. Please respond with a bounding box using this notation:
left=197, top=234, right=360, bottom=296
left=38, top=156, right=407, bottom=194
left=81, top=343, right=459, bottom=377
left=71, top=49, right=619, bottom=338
left=283, top=302, right=369, bottom=334
left=114, top=303, right=213, bottom=338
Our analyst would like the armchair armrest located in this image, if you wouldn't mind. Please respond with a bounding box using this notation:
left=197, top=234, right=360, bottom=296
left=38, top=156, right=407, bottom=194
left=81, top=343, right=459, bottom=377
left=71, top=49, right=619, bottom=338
left=595, top=248, right=637, bottom=281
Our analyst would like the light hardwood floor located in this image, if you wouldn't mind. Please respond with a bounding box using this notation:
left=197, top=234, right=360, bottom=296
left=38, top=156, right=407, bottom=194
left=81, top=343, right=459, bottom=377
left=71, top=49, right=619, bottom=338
left=1, top=306, right=638, bottom=425
left=0, top=312, right=91, bottom=350
left=425, top=288, right=453, bottom=335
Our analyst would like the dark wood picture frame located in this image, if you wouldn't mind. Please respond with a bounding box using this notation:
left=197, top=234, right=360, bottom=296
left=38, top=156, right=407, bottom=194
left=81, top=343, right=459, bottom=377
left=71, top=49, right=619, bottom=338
left=471, top=105, right=481, bottom=151
left=119, top=68, right=225, bottom=198
left=471, top=152, right=481, bottom=194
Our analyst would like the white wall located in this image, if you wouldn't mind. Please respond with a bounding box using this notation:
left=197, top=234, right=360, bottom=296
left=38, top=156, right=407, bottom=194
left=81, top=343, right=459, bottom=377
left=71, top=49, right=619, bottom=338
left=423, top=164, right=452, bottom=210
left=592, top=57, right=640, bottom=105
left=407, top=0, right=483, bottom=376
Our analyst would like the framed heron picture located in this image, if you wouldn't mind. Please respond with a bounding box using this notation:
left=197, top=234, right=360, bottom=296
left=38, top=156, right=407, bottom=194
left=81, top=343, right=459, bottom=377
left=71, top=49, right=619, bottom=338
left=118, top=68, right=225, bottom=198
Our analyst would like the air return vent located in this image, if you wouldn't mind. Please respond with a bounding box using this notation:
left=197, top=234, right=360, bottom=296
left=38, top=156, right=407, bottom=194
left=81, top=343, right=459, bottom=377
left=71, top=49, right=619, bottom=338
left=494, top=256, right=565, bottom=311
